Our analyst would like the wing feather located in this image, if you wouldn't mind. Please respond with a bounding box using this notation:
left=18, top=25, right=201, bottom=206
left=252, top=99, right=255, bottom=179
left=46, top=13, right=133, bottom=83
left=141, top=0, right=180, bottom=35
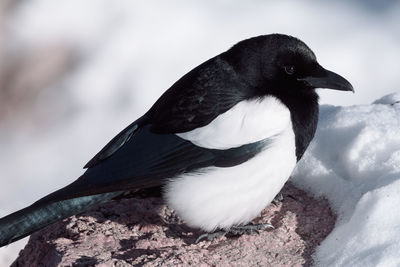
left=58, top=124, right=268, bottom=201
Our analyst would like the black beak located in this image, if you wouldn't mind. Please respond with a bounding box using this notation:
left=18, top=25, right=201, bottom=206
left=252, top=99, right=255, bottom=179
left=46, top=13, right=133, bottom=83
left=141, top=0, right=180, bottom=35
left=298, top=66, right=354, bottom=92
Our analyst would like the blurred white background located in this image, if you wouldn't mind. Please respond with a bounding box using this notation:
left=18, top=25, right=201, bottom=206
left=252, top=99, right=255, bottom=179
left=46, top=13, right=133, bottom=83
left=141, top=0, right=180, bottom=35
left=1, top=0, right=399, bottom=265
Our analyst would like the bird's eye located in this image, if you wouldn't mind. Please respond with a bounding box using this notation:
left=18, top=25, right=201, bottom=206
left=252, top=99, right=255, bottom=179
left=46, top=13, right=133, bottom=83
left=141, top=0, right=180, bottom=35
left=284, top=66, right=295, bottom=75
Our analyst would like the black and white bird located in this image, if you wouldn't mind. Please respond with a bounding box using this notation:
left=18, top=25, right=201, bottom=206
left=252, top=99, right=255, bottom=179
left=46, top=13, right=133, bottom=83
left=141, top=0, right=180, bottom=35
left=0, top=34, right=353, bottom=246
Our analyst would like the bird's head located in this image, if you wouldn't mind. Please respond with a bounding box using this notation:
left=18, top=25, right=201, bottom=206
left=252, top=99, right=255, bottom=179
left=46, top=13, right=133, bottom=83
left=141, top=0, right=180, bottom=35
left=224, top=34, right=354, bottom=96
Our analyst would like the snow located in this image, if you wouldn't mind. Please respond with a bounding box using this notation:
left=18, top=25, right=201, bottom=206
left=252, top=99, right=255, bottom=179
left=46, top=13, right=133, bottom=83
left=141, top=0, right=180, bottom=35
left=292, top=96, right=400, bottom=266
left=373, top=92, right=400, bottom=105
left=1, top=1, right=400, bottom=266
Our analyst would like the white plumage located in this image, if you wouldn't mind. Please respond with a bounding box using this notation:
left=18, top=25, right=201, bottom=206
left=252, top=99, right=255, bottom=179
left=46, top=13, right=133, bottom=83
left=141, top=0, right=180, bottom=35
left=177, top=96, right=291, bottom=149
left=165, top=96, right=297, bottom=231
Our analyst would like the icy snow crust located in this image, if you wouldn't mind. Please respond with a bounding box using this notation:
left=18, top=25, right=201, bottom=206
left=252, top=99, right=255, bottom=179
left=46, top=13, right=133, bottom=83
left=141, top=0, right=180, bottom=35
left=292, top=96, right=400, bottom=267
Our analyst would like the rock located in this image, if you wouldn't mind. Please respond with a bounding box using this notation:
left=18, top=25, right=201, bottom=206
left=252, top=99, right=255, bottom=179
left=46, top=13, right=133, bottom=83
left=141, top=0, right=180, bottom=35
left=12, top=182, right=335, bottom=267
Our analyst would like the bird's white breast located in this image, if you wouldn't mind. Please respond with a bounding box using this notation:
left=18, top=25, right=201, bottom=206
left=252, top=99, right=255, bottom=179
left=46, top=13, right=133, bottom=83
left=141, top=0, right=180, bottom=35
left=165, top=96, right=297, bottom=232
left=176, top=96, right=292, bottom=149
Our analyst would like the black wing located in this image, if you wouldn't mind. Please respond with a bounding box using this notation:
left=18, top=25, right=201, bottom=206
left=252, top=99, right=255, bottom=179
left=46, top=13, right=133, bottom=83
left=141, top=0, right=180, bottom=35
left=85, top=55, right=254, bottom=168
left=52, top=122, right=268, bottom=202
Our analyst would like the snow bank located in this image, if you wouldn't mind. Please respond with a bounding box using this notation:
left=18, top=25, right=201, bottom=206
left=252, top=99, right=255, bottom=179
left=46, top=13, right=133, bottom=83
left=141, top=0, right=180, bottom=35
left=292, top=92, right=400, bottom=266
left=373, top=92, right=400, bottom=105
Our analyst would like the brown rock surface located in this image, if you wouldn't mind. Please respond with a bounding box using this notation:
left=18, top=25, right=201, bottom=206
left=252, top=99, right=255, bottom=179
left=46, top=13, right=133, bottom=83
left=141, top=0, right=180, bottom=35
left=12, top=182, right=335, bottom=267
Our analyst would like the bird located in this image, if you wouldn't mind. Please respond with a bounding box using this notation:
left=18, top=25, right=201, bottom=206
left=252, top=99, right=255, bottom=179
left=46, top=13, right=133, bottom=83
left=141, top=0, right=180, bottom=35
left=0, top=34, right=353, bottom=247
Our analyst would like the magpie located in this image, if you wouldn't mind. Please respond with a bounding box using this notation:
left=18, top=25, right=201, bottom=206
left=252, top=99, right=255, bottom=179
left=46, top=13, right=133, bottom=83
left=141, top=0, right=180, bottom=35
left=0, top=34, right=353, bottom=247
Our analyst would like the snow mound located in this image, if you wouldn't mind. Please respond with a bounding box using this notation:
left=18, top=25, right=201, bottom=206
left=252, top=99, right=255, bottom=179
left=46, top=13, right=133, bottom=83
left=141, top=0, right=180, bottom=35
left=292, top=92, right=400, bottom=267
left=372, top=92, right=400, bottom=105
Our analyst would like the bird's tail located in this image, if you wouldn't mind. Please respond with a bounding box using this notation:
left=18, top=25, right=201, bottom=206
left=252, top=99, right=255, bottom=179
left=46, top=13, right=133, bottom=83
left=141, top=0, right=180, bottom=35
left=0, top=191, right=123, bottom=247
